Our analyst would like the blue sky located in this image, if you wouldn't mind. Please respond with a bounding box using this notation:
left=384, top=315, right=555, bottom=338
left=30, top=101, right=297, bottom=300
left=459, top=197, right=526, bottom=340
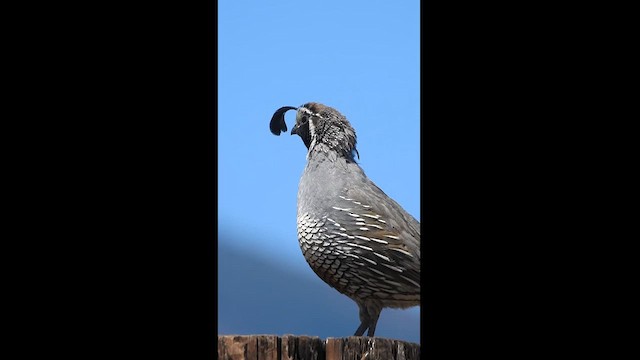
left=218, top=0, right=420, bottom=342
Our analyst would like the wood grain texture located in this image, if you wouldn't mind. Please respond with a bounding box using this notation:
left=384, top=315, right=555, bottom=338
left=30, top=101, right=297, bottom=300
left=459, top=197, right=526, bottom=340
left=281, top=335, right=324, bottom=360
left=218, top=335, right=419, bottom=360
left=218, top=335, right=278, bottom=360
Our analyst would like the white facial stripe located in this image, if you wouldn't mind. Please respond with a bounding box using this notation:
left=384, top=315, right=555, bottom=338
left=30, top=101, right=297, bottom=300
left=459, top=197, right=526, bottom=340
left=307, top=112, right=317, bottom=157
left=308, top=115, right=316, bottom=138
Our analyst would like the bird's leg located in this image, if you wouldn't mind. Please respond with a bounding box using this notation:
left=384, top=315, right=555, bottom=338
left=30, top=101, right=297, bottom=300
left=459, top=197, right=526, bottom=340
left=355, top=302, right=383, bottom=336
left=366, top=308, right=382, bottom=337
left=354, top=303, right=370, bottom=336
left=354, top=322, right=368, bottom=336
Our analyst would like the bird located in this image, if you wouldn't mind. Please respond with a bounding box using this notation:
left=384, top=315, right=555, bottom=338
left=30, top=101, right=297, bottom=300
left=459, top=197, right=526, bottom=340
left=270, top=102, right=420, bottom=337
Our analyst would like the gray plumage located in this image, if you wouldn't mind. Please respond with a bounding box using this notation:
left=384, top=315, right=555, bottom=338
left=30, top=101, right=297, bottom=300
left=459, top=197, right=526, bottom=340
left=270, top=102, right=420, bottom=337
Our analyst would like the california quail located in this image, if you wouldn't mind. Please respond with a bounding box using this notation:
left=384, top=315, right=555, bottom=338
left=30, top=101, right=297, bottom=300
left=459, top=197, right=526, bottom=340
left=270, top=102, right=420, bottom=337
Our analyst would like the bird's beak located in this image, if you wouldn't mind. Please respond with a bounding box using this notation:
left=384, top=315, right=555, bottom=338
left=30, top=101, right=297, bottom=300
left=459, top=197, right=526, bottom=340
left=291, top=124, right=299, bottom=135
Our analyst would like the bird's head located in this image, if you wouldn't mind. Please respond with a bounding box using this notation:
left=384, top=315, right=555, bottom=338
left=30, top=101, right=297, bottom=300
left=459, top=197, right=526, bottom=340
left=270, top=102, right=359, bottom=161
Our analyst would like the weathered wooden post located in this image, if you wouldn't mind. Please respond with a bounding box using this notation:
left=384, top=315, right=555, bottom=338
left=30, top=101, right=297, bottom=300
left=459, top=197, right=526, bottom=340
left=218, top=335, right=420, bottom=360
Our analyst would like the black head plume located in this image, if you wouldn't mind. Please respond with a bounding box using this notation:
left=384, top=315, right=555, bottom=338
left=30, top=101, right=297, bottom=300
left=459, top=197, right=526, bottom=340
left=270, top=106, right=298, bottom=135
